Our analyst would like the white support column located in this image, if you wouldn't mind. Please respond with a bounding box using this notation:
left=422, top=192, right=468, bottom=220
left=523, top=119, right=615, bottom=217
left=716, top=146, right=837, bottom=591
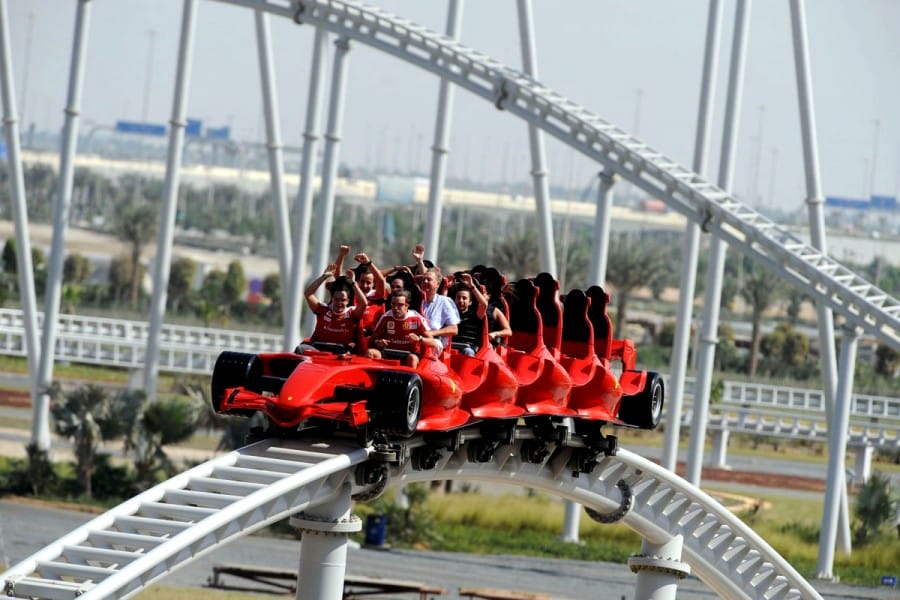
left=144, top=0, right=198, bottom=400
left=307, top=35, right=351, bottom=333
left=0, top=0, right=42, bottom=447
left=709, top=429, right=730, bottom=469
left=36, top=0, right=92, bottom=454
left=560, top=497, right=581, bottom=544
left=254, top=10, right=292, bottom=326
left=587, top=170, right=616, bottom=287
left=628, top=534, right=691, bottom=600
left=816, top=325, right=860, bottom=579
left=853, top=444, right=873, bottom=486
left=516, top=0, right=556, bottom=275
left=422, top=0, right=463, bottom=263
left=788, top=0, right=850, bottom=556
left=686, top=0, right=751, bottom=486
left=291, top=484, right=360, bottom=600
left=663, top=0, right=723, bottom=474
left=284, top=27, right=327, bottom=350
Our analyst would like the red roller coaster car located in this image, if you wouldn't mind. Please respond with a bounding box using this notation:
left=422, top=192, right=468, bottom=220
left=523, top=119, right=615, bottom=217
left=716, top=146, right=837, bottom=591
left=210, top=272, right=663, bottom=445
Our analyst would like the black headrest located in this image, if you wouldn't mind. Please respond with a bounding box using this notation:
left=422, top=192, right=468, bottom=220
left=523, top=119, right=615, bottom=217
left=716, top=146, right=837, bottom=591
left=562, top=289, right=591, bottom=343
left=509, top=278, right=540, bottom=334
left=585, top=285, right=611, bottom=336
left=533, top=273, right=560, bottom=327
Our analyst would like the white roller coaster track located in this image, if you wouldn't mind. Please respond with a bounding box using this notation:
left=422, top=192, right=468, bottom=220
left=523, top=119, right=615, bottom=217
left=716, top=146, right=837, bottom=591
left=0, top=1, right=892, bottom=598
left=216, top=0, right=898, bottom=350
left=0, top=431, right=823, bottom=599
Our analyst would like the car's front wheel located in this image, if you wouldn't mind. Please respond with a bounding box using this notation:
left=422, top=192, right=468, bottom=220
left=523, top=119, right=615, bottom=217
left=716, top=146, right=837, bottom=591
left=618, top=371, right=664, bottom=430
left=372, top=371, right=422, bottom=437
left=211, top=351, right=262, bottom=414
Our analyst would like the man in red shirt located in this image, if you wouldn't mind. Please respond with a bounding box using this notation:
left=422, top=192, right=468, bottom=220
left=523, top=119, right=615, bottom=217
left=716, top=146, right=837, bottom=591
left=298, top=265, right=367, bottom=352
left=366, top=289, right=435, bottom=367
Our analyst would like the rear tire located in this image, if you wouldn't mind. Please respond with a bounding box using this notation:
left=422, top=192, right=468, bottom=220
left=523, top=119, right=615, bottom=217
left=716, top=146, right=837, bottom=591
left=372, top=371, right=422, bottom=437
left=211, top=351, right=263, bottom=413
left=618, top=371, right=664, bottom=430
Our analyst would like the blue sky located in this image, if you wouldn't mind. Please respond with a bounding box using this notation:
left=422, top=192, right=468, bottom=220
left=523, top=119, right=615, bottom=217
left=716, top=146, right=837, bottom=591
left=6, top=0, right=899, bottom=212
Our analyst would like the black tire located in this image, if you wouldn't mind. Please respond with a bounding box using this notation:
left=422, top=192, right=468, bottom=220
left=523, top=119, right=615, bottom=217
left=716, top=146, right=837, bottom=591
left=372, top=371, right=422, bottom=437
left=618, top=371, right=664, bottom=430
left=211, top=351, right=263, bottom=413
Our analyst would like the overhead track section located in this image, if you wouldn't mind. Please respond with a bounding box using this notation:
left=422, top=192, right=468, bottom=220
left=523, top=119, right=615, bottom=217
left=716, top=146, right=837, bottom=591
left=0, top=439, right=370, bottom=599
left=221, top=0, right=898, bottom=348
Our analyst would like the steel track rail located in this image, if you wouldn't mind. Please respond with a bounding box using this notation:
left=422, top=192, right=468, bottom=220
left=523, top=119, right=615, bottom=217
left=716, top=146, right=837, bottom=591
left=396, top=431, right=822, bottom=600
left=0, top=438, right=371, bottom=599
left=1, top=429, right=822, bottom=599
left=216, top=0, right=898, bottom=348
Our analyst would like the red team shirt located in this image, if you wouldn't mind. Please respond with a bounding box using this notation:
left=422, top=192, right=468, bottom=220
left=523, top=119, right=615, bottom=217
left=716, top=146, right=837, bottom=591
left=372, top=311, right=430, bottom=352
left=310, top=305, right=359, bottom=346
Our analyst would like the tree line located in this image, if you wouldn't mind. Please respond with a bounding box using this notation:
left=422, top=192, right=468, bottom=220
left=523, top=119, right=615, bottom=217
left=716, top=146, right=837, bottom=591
left=1, top=163, right=897, bottom=387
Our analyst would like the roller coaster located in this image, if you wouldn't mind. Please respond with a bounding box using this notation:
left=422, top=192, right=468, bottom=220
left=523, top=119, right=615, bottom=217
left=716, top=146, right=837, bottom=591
left=3, top=0, right=899, bottom=598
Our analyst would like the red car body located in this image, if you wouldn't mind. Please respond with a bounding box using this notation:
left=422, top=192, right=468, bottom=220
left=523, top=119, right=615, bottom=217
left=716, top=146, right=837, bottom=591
left=211, top=275, right=664, bottom=438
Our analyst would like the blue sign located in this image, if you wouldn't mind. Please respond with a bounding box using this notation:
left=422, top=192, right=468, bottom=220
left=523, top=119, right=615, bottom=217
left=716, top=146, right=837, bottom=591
left=115, top=120, right=166, bottom=136
left=185, top=118, right=203, bottom=137
left=207, top=126, right=231, bottom=141
left=0, top=141, right=6, bottom=160
left=881, top=575, right=897, bottom=588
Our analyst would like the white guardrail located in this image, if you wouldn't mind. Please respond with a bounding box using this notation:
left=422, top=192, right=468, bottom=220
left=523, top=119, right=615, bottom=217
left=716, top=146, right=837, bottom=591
left=0, top=308, right=282, bottom=375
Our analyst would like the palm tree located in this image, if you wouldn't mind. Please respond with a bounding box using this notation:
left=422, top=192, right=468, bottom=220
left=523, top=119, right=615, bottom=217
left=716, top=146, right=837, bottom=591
left=51, top=383, right=127, bottom=498
left=132, top=397, right=204, bottom=485
left=854, top=472, right=897, bottom=544
left=115, top=202, right=158, bottom=309
left=604, top=234, right=668, bottom=338
left=738, top=256, right=786, bottom=376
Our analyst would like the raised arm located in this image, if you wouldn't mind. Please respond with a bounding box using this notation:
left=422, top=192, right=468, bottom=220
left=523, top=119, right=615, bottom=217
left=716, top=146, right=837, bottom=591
left=304, top=265, right=336, bottom=312
left=411, top=243, right=427, bottom=274
left=345, top=269, right=368, bottom=319
left=333, top=244, right=351, bottom=276
left=355, top=251, right=387, bottom=298
left=460, top=272, right=487, bottom=319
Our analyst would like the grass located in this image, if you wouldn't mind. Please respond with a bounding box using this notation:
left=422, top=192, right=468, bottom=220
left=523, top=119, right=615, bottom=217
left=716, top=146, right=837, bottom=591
left=412, top=489, right=899, bottom=587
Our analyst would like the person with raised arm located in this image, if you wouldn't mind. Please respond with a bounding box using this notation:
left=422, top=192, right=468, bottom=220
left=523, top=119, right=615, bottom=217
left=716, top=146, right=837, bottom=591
left=296, top=262, right=367, bottom=353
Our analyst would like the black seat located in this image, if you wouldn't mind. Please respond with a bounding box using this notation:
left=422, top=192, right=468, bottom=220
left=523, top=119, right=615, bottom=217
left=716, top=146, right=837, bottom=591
left=561, top=289, right=594, bottom=359
left=585, top=285, right=613, bottom=360
left=508, top=278, right=542, bottom=352
left=533, top=272, right=562, bottom=352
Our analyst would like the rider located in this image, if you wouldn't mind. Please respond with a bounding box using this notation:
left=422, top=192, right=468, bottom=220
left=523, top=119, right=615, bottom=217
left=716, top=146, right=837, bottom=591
left=366, top=289, right=435, bottom=368
left=452, top=272, right=511, bottom=355
left=419, top=266, right=460, bottom=355
left=297, top=265, right=367, bottom=353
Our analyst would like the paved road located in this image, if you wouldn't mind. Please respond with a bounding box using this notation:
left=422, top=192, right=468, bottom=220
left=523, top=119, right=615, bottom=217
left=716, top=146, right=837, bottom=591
left=1, top=500, right=897, bottom=600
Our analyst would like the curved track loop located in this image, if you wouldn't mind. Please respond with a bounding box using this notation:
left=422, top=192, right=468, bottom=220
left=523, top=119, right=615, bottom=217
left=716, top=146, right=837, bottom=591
left=219, top=0, right=898, bottom=348
left=1, top=432, right=821, bottom=599
left=0, top=439, right=371, bottom=599
left=398, top=433, right=821, bottom=600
